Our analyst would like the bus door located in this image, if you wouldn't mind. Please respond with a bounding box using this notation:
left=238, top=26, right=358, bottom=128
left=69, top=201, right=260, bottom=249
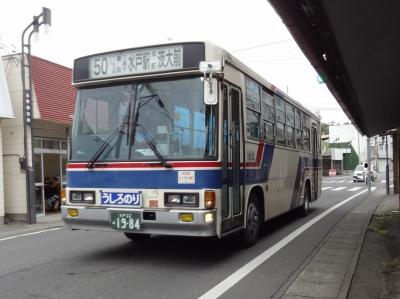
left=221, top=84, right=243, bottom=234
left=311, top=125, right=318, bottom=199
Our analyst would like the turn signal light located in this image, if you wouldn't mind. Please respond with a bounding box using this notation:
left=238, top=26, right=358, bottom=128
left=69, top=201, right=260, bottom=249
left=68, top=208, right=79, bottom=217
left=204, top=190, right=215, bottom=209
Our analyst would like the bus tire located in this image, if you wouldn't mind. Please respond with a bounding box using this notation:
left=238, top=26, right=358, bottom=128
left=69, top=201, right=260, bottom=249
left=124, top=233, right=151, bottom=242
left=241, top=195, right=261, bottom=247
left=299, top=183, right=310, bottom=217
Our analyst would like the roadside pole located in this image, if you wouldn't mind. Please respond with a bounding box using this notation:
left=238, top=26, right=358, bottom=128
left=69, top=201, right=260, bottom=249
left=367, top=137, right=371, bottom=193
left=385, top=135, right=389, bottom=195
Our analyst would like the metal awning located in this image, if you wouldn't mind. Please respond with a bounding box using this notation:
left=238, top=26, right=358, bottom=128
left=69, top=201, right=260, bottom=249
left=268, top=0, right=400, bottom=137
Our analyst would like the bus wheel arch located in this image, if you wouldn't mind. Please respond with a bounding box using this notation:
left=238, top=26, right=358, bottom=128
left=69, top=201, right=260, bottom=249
left=241, top=186, right=264, bottom=247
left=299, top=180, right=311, bottom=217
left=249, top=186, right=265, bottom=222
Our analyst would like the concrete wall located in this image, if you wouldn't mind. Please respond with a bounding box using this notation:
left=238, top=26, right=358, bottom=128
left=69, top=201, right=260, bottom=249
left=0, top=124, right=4, bottom=224
left=1, top=56, right=31, bottom=221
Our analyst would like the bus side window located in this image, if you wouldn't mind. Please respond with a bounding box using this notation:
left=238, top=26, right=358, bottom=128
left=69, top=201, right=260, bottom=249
left=295, top=109, right=303, bottom=150
left=262, top=88, right=274, bottom=143
left=245, top=77, right=261, bottom=140
left=275, top=96, right=286, bottom=146
left=285, top=103, right=295, bottom=148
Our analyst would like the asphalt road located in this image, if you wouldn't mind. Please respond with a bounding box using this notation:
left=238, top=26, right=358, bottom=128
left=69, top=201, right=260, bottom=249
left=0, top=175, right=389, bottom=299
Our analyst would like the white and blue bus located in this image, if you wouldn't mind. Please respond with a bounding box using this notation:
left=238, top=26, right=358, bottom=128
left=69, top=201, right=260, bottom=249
left=62, top=41, right=321, bottom=246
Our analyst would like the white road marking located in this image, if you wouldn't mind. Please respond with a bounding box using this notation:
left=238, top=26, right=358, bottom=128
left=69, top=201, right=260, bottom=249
left=332, top=187, right=346, bottom=191
left=322, top=187, right=333, bottom=191
left=348, top=187, right=362, bottom=191
left=348, top=180, right=354, bottom=183
left=337, top=180, right=345, bottom=183
left=0, top=227, right=62, bottom=242
left=199, top=189, right=369, bottom=299
left=371, top=187, right=377, bottom=191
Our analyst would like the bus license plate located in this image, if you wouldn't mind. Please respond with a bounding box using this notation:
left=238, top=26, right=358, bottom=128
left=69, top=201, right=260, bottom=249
left=110, top=211, right=141, bottom=231
left=101, top=192, right=142, bottom=207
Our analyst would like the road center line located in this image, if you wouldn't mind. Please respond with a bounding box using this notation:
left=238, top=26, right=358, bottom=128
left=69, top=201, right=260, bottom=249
left=199, top=189, right=369, bottom=299
left=0, top=227, right=62, bottom=242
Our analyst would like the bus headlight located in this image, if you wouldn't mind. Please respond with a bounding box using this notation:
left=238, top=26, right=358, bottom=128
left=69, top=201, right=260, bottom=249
left=165, top=193, right=199, bottom=207
left=182, top=194, right=197, bottom=205
left=70, top=191, right=95, bottom=204
left=167, top=194, right=181, bottom=205
left=83, top=192, right=94, bottom=202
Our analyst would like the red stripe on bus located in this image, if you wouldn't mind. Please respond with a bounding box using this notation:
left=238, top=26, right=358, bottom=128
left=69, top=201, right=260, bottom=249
left=243, top=143, right=264, bottom=167
left=67, top=161, right=222, bottom=169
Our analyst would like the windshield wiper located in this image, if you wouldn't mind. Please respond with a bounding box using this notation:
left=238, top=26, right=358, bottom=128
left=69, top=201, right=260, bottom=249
left=87, top=103, right=131, bottom=169
left=137, top=124, right=172, bottom=168
left=128, top=102, right=171, bottom=168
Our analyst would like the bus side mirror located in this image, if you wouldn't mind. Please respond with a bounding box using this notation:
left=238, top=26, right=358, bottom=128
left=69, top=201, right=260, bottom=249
left=364, top=162, right=368, bottom=168
left=204, top=78, right=218, bottom=105
left=200, top=61, right=221, bottom=106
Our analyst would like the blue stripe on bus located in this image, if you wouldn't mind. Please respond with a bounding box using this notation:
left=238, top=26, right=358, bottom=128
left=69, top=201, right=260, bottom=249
left=290, top=156, right=318, bottom=209
left=67, top=169, right=222, bottom=189
left=68, top=145, right=276, bottom=189
left=244, top=144, right=275, bottom=184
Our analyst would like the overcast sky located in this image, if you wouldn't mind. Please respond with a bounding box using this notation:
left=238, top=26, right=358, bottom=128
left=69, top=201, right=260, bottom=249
left=0, top=0, right=350, bottom=124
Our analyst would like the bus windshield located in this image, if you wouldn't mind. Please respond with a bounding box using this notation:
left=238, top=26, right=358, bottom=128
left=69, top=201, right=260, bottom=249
left=71, top=77, right=217, bottom=162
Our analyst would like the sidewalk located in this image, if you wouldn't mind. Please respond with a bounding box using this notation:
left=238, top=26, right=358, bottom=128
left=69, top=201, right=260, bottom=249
left=0, top=213, right=64, bottom=239
left=281, top=188, right=398, bottom=299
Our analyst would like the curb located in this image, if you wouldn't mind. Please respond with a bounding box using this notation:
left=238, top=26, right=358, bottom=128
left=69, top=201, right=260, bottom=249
left=336, top=196, right=383, bottom=298
left=281, top=190, right=384, bottom=299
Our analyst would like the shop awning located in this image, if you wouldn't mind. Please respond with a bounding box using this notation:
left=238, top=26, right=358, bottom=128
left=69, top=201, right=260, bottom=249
left=31, top=56, right=76, bottom=125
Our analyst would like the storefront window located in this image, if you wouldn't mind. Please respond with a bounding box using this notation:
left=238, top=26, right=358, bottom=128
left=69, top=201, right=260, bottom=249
left=33, top=138, right=67, bottom=214
left=42, top=139, right=60, bottom=150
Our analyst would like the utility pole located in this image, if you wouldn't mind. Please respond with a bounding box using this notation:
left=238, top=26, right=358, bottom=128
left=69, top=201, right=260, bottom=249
left=21, top=7, right=51, bottom=224
left=367, top=137, right=371, bottom=193
left=386, top=135, right=389, bottom=195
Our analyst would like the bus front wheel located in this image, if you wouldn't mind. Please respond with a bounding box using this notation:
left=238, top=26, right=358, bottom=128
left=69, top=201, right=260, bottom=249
left=241, top=196, right=261, bottom=247
left=124, top=233, right=151, bottom=242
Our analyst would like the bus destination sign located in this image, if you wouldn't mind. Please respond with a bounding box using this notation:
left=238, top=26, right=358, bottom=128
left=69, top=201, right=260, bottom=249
left=88, top=45, right=183, bottom=79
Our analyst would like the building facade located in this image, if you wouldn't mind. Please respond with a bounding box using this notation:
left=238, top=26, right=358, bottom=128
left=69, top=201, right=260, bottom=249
left=1, top=55, right=75, bottom=223
left=324, top=123, right=393, bottom=176
left=0, top=58, right=15, bottom=224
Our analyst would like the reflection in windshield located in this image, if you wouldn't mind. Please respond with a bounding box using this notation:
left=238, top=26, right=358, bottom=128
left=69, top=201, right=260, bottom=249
left=71, top=77, right=217, bottom=162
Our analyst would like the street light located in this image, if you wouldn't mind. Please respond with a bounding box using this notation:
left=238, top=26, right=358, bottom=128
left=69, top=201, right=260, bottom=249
left=21, top=7, right=51, bottom=224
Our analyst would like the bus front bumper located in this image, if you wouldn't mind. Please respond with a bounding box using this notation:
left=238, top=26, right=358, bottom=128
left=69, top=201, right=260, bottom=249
left=61, top=206, right=217, bottom=237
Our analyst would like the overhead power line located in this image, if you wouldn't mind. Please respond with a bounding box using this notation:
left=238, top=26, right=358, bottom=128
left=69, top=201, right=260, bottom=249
left=232, top=38, right=293, bottom=53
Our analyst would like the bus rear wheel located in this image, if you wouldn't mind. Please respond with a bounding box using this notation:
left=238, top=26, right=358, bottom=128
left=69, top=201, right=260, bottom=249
left=124, top=233, right=151, bottom=242
left=241, top=196, right=261, bottom=247
left=299, top=184, right=310, bottom=217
